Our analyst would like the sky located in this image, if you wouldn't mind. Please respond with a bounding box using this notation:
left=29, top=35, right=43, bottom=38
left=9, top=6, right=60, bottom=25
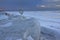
left=0, top=0, right=60, bottom=11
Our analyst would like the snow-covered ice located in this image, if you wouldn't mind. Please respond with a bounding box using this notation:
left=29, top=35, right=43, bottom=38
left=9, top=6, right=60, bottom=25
left=0, top=12, right=40, bottom=40
left=23, top=11, right=60, bottom=40
left=0, top=11, right=60, bottom=40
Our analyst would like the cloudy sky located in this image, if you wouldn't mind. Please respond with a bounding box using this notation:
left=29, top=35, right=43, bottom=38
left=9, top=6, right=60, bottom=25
left=42, top=0, right=60, bottom=2
left=0, top=0, right=60, bottom=10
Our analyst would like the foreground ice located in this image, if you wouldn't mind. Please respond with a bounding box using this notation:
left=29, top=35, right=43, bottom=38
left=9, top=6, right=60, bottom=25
left=0, top=13, right=40, bottom=40
left=0, top=11, right=60, bottom=40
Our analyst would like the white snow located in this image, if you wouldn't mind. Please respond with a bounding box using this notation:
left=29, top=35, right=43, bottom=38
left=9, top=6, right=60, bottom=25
left=0, top=11, right=60, bottom=40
